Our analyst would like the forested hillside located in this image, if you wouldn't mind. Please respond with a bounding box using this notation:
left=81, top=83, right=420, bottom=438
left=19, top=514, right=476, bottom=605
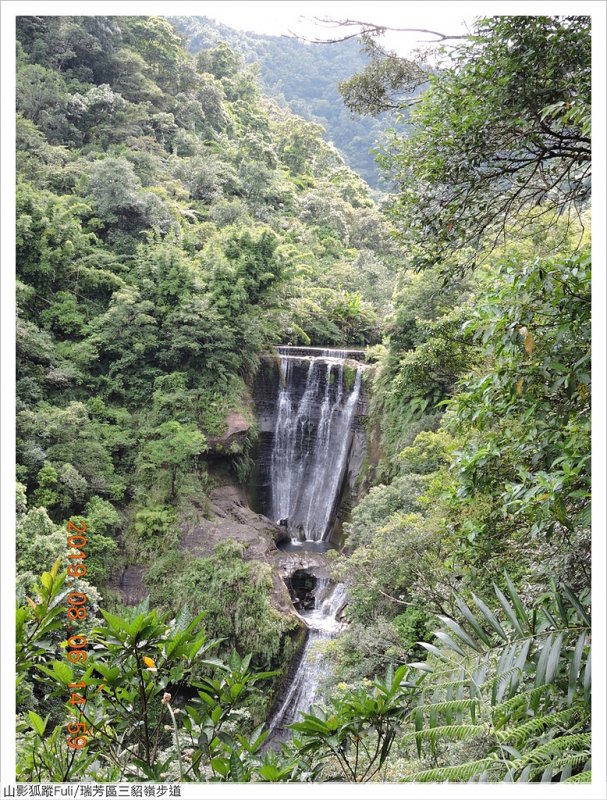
left=15, top=14, right=396, bottom=767
left=15, top=13, right=592, bottom=787
left=16, top=13, right=394, bottom=580
left=172, top=16, right=394, bottom=186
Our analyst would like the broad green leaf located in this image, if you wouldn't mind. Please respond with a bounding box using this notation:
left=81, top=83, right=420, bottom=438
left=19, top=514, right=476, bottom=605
left=545, top=633, right=563, bottom=684
left=503, top=573, right=531, bottom=632
left=568, top=632, right=587, bottom=703
left=229, top=751, right=245, bottom=782
left=493, top=585, right=525, bottom=637
left=211, top=756, right=229, bottom=777
left=454, top=596, right=494, bottom=646
left=27, top=711, right=47, bottom=737
left=433, top=631, right=467, bottom=657
left=535, top=634, right=554, bottom=688
left=438, top=615, right=482, bottom=652
left=561, top=586, right=590, bottom=626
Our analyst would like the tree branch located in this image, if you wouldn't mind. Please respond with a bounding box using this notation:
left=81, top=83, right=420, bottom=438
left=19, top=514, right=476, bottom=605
left=303, top=18, right=469, bottom=45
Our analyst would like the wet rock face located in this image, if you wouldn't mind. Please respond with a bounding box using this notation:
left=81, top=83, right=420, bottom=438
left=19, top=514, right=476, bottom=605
left=251, top=352, right=368, bottom=544
left=287, top=569, right=317, bottom=611
left=118, top=565, right=147, bottom=605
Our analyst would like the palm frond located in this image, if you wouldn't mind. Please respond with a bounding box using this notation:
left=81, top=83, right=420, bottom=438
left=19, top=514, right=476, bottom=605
left=405, top=575, right=591, bottom=782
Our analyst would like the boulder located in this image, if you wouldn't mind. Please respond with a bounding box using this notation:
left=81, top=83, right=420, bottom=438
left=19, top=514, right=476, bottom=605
left=205, top=411, right=251, bottom=454
left=117, top=481, right=300, bottom=623
left=179, top=481, right=298, bottom=620
left=180, top=482, right=282, bottom=561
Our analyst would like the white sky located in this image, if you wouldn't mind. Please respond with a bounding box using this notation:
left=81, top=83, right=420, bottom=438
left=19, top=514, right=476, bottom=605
left=1, top=1, right=603, bottom=56
left=193, top=1, right=473, bottom=55
left=168, top=1, right=601, bottom=55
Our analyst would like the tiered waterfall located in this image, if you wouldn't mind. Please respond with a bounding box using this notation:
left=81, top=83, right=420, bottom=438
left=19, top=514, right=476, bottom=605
left=262, top=346, right=365, bottom=739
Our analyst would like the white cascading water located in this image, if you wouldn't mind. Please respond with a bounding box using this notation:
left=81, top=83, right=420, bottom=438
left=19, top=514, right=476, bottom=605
left=266, top=582, right=347, bottom=739
left=270, top=348, right=363, bottom=542
left=265, top=346, right=363, bottom=741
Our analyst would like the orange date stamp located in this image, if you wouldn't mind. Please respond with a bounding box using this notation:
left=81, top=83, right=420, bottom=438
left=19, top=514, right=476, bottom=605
left=65, top=519, right=89, bottom=750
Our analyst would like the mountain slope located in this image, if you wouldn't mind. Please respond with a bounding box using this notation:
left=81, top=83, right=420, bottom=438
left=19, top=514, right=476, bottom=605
left=173, top=15, right=394, bottom=187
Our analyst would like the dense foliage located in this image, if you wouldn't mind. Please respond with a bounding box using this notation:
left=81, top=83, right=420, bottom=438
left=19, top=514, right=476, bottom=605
left=173, top=16, right=395, bottom=186
left=376, top=16, right=591, bottom=272
left=18, top=560, right=590, bottom=783
left=15, top=12, right=592, bottom=785
left=15, top=12, right=394, bottom=630
left=324, top=12, right=592, bottom=785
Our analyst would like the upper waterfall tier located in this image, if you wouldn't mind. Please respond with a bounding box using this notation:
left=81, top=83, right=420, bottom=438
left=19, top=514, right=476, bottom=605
left=269, top=351, right=363, bottom=543
left=275, top=345, right=367, bottom=361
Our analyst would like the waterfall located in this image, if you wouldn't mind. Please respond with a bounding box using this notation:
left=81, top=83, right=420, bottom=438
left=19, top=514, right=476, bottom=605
left=266, top=582, right=346, bottom=739
left=264, top=345, right=364, bottom=743
left=270, top=349, right=363, bottom=542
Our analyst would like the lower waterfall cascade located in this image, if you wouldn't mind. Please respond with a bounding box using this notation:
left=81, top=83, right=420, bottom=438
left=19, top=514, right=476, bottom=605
left=266, top=581, right=347, bottom=740
left=262, top=346, right=366, bottom=740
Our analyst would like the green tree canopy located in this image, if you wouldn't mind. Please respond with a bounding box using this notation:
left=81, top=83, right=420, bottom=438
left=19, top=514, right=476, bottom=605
left=372, top=16, right=591, bottom=271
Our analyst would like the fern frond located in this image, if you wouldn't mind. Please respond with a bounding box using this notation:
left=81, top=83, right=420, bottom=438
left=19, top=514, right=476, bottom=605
left=541, top=752, right=591, bottom=778
left=404, top=757, right=497, bottom=783
left=419, top=698, right=480, bottom=722
left=516, top=733, right=591, bottom=767
left=420, top=675, right=469, bottom=693
left=402, top=723, right=487, bottom=748
left=492, top=657, right=526, bottom=704
left=496, top=707, right=582, bottom=745
left=564, top=770, right=592, bottom=783
left=404, top=578, right=592, bottom=783
left=492, top=684, right=554, bottom=721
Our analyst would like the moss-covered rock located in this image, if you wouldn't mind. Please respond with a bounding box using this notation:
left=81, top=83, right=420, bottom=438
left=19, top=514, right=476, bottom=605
left=343, top=362, right=357, bottom=391
left=205, top=410, right=252, bottom=454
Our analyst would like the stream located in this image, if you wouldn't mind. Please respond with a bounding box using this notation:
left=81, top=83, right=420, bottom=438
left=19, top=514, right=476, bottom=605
left=264, top=346, right=365, bottom=740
